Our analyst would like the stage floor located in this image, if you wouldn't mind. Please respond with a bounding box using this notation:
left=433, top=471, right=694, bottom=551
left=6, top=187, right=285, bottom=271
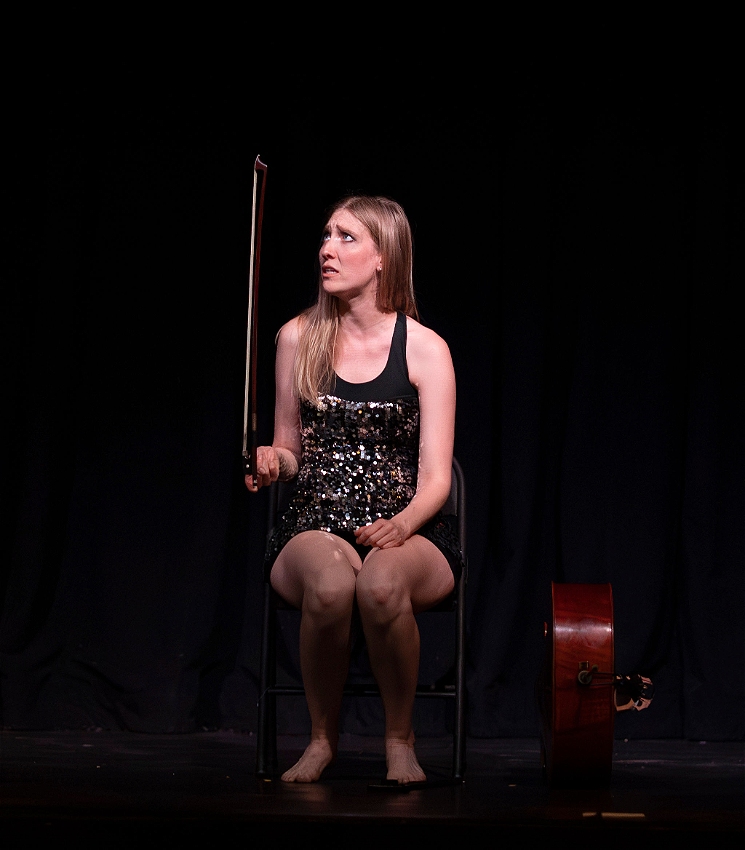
left=1, top=730, right=742, bottom=847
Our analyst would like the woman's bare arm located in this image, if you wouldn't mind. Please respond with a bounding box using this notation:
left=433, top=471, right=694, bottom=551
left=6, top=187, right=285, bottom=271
left=245, top=319, right=302, bottom=492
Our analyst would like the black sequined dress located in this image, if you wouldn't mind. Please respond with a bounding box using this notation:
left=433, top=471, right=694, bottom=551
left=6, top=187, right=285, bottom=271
left=264, top=312, right=463, bottom=577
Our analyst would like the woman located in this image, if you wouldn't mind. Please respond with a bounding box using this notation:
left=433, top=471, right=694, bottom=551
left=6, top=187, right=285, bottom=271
left=246, top=195, right=462, bottom=784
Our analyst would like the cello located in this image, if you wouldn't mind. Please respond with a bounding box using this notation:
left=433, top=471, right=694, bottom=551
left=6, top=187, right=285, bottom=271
left=538, top=581, right=653, bottom=786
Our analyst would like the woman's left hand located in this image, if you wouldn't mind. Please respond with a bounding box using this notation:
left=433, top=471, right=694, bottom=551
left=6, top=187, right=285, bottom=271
left=354, top=518, right=409, bottom=549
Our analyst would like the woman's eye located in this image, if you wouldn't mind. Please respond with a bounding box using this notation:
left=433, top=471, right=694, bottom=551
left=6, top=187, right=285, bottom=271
left=320, top=230, right=354, bottom=244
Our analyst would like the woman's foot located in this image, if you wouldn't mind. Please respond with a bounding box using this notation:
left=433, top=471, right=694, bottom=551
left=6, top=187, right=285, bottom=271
left=385, top=736, right=426, bottom=785
left=281, top=738, right=336, bottom=783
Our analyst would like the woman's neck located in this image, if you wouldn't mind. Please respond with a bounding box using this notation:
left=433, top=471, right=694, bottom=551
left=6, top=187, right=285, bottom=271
left=338, top=306, right=396, bottom=340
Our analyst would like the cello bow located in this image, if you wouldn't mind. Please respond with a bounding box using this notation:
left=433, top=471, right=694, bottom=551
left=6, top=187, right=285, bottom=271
left=242, top=155, right=267, bottom=485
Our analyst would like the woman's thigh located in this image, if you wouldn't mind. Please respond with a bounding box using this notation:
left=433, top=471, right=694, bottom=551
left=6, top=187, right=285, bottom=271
left=358, top=534, right=454, bottom=614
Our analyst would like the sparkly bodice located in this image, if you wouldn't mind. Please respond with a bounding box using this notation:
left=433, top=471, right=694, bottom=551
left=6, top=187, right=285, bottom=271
left=265, top=393, right=420, bottom=563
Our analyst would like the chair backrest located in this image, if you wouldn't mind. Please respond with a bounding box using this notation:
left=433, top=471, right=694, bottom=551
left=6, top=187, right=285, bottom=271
left=447, top=456, right=467, bottom=573
left=427, top=457, right=467, bottom=612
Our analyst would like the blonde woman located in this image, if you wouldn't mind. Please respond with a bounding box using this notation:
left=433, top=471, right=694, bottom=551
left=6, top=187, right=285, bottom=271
left=247, top=196, right=462, bottom=784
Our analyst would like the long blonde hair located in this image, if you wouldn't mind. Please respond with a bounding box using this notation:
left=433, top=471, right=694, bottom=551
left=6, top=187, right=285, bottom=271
left=294, top=196, right=419, bottom=404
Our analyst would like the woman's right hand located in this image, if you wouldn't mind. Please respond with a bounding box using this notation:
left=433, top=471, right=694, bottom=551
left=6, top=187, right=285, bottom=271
left=244, top=446, right=281, bottom=492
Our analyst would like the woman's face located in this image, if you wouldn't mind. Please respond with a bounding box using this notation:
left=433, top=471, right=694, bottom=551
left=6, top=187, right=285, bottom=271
left=319, top=209, right=382, bottom=300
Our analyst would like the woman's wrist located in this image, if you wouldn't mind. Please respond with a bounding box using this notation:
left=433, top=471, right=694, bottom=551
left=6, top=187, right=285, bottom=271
left=276, top=449, right=299, bottom=482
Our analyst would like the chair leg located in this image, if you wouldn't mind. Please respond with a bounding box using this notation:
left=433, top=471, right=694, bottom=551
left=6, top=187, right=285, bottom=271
left=452, top=576, right=467, bottom=781
left=256, top=583, right=278, bottom=777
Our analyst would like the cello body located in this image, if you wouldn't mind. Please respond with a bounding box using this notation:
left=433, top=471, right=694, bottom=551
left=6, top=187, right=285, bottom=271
left=539, top=582, right=615, bottom=786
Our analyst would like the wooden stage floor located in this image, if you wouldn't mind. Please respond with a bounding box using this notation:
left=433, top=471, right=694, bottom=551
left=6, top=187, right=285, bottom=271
left=1, top=730, right=742, bottom=847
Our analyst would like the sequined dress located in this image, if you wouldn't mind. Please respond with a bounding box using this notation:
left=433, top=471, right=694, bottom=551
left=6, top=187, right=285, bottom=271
left=264, top=312, right=463, bottom=575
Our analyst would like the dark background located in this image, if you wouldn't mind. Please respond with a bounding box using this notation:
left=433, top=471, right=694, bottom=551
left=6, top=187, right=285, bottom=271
left=3, top=42, right=742, bottom=743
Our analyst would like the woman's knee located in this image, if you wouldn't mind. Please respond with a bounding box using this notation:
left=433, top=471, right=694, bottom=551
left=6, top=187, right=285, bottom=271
left=272, top=531, right=359, bottom=614
left=355, top=555, right=407, bottom=618
left=304, top=571, right=357, bottom=619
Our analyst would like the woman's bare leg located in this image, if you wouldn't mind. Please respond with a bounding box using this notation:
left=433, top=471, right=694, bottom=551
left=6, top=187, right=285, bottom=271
left=355, top=536, right=454, bottom=784
left=270, top=531, right=362, bottom=782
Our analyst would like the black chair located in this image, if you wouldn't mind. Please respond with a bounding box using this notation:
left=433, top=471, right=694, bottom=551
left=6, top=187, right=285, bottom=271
left=255, top=457, right=468, bottom=782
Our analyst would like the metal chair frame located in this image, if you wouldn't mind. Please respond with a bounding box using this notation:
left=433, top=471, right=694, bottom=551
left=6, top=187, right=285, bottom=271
left=256, top=457, right=468, bottom=782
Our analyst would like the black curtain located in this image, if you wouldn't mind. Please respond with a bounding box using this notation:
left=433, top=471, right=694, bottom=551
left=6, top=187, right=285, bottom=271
left=2, top=52, right=742, bottom=741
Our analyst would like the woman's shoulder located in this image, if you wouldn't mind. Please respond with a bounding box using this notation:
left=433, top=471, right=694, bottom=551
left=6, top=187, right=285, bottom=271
left=404, top=315, right=451, bottom=356
left=404, top=316, right=454, bottom=389
left=276, top=316, right=302, bottom=346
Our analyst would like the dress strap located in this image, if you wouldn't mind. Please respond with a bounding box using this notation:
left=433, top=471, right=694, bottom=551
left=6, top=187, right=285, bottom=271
left=333, top=313, right=417, bottom=402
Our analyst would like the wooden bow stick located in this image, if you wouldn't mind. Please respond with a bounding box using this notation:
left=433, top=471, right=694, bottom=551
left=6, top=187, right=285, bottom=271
left=243, top=155, right=267, bottom=485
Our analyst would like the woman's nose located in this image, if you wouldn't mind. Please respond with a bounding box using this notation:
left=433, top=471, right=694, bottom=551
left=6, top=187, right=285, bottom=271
left=320, top=238, right=336, bottom=258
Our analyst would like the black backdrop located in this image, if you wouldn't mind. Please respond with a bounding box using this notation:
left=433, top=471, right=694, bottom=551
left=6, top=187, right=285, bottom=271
left=3, top=49, right=742, bottom=743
